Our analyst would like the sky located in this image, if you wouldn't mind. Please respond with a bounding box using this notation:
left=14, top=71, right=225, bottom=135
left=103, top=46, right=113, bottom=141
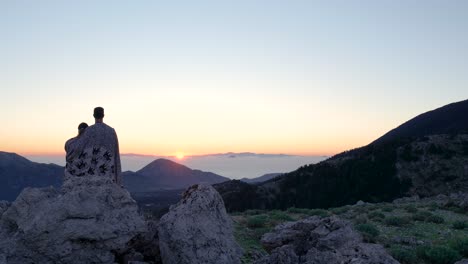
left=1, top=0, right=468, bottom=157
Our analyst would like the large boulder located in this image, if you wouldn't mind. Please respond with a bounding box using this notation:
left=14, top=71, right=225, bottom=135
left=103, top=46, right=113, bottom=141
left=255, top=216, right=399, bottom=264
left=0, top=176, right=146, bottom=264
left=158, top=184, right=243, bottom=264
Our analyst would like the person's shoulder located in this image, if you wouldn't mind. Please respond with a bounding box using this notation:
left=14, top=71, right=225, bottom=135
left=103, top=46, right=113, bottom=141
left=92, top=123, right=116, bottom=132
left=65, top=137, right=76, bottom=145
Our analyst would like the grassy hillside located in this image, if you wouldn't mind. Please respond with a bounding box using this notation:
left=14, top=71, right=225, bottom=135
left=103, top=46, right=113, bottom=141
left=232, top=198, right=468, bottom=264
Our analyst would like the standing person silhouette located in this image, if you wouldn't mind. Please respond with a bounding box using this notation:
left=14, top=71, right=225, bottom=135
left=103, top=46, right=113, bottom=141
left=64, top=107, right=122, bottom=186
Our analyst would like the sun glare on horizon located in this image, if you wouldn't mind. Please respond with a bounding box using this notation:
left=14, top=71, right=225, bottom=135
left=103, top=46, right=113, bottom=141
left=175, top=152, right=185, bottom=160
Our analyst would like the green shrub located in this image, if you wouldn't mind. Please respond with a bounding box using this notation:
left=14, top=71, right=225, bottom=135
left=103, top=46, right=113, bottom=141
left=246, top=215, right=268, bottom=228
left=447, top=206, right=466, bottom=214
left=404, top=205, right=418, bottom=213
left=306, top=209, right=330, bottom=217
left=428, top=202, right=439, bottom=211
left=368, top=211, right=386, bottom=220
left=244, top=209, right=264, bottom=215
left=412, top=211, right=434, bottom=221
left=426, top=215, right=444, bottom=224
left=385, top=216, right=411, bottom=227
left=381, top=205, right=394, bottom=212
left=390, top=246, right=418, bottom=264
left=450, top=237, right=468, bottom=257
left=330, top=206, right=350, bottom=215
left=452, top=221, right=467, bottom=230
left=422, top=246, right=461, bottom=264
left=287, top=207, right=310, bottom=214
left=355, top=223, right=380, bottom=242
left=269, top=210, right=293, bottom=221
left=353, top=206, right=368, bottom=214
left=366, top=204, right=379, bottom=211
left=416, top=245, right=430, bottom=259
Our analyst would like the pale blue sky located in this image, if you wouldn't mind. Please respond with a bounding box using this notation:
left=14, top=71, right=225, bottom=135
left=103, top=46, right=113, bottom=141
left=1, top=1, right=468, bottom=155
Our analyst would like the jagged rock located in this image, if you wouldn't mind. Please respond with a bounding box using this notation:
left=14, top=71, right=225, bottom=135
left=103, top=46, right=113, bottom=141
left=255, top=216, right=399, bottom=264
left=158, top=184, right=243, bottom=264
left=449, top=192, right=468, bottom=209
left=0, top=176, right=146, bottom=264
left=244, top=250, right=267, bottom=262
left=255, top=245, right=298, bottom=264
left=455, top=260, right=468, bottom=264
left=0, top=201, right=10, bottom=217
left=356, top=200, right=366, bottom=205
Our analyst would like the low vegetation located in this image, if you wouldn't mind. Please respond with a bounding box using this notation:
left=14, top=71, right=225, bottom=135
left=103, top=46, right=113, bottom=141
left=232, top=199, right=468, bottom=264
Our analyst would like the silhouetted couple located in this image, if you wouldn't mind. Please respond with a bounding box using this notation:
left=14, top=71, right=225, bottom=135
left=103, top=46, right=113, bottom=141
left=64, top=107, right=122, bottom=186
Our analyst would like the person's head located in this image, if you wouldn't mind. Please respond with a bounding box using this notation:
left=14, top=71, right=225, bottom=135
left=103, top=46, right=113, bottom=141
left=93, top=107, right=104, bottom=123
left=78, top=122, right=88, bottom=136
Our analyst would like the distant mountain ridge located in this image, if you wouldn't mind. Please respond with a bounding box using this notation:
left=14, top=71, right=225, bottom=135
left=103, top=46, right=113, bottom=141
left=0, top=151, right=63, bottom=201
left=240, top=173, right=283, bottom=184
left=121, top=152, right=296, bottom=158
left=122, top=159, right=230, bottom=192
left=0, top=153, right=230, bottom=201
left=216, top=99, right=468, bottom=212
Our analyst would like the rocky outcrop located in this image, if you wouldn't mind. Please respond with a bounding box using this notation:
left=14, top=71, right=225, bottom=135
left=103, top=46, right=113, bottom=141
left=0, top=176, right=146, bottom=264
left=255, top=216, right=399, bottom=264
left=0, top=201, right=9, bottom=217
left=455, top=260, right=468, bottom=264
left=158, top=184, right=243, bottom=264
left=393, top=192, right=468, bottom=210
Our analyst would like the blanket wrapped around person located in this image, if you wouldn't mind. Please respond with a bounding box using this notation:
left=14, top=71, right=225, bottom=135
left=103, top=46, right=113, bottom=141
left=64, top=122, right=122, bottom=185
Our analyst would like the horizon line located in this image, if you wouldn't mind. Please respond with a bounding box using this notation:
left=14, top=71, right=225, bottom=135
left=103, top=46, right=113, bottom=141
left=16, top=151, right=332, bottom=158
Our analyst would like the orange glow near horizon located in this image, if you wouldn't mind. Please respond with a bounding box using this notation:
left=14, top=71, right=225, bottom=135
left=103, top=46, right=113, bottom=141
left=0, top=105, right=396, bottom=158
left=7, top=139, right=366, bottom=158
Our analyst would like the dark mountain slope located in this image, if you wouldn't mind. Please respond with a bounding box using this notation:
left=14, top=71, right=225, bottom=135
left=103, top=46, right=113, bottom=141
left=373, top=99, right=468, bottom=144
left=217, top=100, right=468, bottom=212
left=0, top=151, right=63, bottom=201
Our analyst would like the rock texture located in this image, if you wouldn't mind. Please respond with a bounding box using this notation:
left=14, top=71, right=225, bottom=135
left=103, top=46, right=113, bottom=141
left=158, top=184, right=242, bottom=264
left=393, top=192, right=468, bottom=210
left=0, top=176, right=146, bottom=264
left=455, top=260, right=468, bottom=264
left=255, top=216, right=399, bottom=264
left=0, top=201, right=9, bottom=217
left=122, top=220, right=162, bottom=264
